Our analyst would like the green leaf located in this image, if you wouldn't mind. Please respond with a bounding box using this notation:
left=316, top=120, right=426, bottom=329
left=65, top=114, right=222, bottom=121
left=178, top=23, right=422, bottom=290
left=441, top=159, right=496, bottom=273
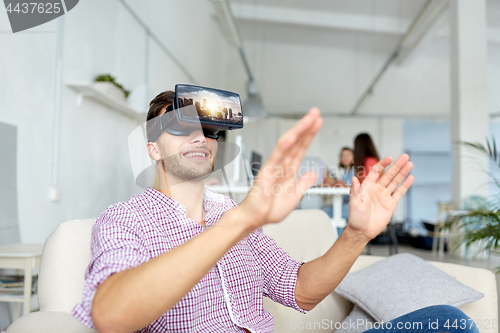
left=446, top=138, right=500, bottom=273
left=94, top=74, right=130, bottom=99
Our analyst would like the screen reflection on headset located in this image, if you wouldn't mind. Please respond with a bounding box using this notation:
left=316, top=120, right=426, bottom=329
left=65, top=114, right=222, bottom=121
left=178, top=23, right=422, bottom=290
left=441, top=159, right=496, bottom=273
left=147, top=84, right=244, bottom=143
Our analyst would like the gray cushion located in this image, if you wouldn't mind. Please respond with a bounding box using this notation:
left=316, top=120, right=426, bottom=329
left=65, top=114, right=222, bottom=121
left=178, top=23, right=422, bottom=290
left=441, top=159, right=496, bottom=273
left=335, top=253, right=484, bottom=322
left=335, top=305, right=377, bottom=333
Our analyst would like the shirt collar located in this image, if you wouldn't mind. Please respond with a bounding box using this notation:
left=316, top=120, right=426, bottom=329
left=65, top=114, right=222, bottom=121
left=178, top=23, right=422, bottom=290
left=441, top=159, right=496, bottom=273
left=203, top=188, right=225, bottom=204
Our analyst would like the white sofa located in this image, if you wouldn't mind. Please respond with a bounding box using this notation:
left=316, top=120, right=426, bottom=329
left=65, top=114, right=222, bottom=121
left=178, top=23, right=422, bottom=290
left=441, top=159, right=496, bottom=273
left=262, top=210, right=498, bottom=333
left=7, top=210, right=498, bottom=333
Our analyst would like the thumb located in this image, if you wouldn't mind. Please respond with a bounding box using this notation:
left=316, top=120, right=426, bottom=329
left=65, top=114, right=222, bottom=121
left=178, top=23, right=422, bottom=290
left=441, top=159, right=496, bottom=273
left=351, top=176, right=361, bottom=195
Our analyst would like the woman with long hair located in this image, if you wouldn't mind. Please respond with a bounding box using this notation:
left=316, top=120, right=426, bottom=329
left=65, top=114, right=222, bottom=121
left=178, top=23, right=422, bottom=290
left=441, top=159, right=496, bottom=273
left=353, top=133, right=380, bottom=183
left=353, top=133, right=380, bottom=254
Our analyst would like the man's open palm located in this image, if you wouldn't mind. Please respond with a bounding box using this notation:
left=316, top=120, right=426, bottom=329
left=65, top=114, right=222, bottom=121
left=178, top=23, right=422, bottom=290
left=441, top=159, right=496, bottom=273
left=239, top=108, right=323, bottom=227
left=348, top=155, right=414, bottom=241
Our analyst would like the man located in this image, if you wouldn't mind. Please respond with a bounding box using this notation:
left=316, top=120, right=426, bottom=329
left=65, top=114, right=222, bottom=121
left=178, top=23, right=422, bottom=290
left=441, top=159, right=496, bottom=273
left=71, top=90, right=466, bottom=333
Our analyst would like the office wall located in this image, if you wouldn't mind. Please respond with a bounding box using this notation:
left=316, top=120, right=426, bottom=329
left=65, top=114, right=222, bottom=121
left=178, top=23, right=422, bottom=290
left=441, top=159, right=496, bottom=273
left=0, top=122, right=20, bottom=245
left=0, top=0, right=244, bottom=243
left=404, top=119, right=500, bottom=224
left=489, top=120, right=500, bottom=200
left=403, top=120, right=452, bottom=224
left=0, top=16, right=59, bottom=243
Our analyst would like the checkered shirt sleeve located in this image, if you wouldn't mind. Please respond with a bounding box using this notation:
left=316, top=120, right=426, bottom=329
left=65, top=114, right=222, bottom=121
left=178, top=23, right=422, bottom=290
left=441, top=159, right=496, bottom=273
left=246, top=227, right=308, bottom=314
left=72, top=203, right=150, bottom=328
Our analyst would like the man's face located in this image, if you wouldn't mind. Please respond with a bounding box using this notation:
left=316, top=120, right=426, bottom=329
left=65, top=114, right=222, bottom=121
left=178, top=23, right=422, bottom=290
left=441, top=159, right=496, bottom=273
left=154, top=105, right=218, bottom=182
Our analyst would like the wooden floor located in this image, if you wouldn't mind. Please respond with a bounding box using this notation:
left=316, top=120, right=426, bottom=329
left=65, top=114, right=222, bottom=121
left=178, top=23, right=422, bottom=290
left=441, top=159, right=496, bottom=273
left=364, top=244, right=500, bottom=321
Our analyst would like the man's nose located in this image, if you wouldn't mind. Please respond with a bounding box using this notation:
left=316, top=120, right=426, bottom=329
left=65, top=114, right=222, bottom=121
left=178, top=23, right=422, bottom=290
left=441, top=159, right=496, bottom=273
left=189, top=129, right=207, bottom=144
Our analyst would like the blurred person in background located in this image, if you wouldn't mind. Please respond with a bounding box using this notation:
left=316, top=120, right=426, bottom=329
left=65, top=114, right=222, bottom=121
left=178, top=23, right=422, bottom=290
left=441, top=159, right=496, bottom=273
left=322, top=147, right=354, bottom=188
left=321, top=147, right=354, bottom=235
left=336, top=147, right=355, bottom=185
left=353, top=133, right=381, bottom=253
left=354, top=133, right=380, bottom=183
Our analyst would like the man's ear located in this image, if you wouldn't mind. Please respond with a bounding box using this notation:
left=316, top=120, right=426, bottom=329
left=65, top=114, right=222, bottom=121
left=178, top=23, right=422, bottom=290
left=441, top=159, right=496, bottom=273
left=147, top=142, right=161, bottom=161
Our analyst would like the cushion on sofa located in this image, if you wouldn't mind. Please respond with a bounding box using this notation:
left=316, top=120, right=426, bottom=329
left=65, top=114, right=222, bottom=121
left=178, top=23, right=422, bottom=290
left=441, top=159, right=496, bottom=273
left=335, top=253, right=484, bottom=323
left=37, top=219, right=95, bottom=313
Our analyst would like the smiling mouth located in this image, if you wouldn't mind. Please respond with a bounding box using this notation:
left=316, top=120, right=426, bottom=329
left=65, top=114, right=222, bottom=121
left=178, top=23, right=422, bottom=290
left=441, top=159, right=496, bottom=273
left=183, top=152, right=208, bottom=158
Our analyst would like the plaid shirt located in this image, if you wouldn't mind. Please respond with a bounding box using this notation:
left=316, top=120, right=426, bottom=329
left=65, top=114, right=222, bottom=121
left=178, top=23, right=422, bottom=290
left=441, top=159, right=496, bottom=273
left=72, top=187, right=306, bottom=332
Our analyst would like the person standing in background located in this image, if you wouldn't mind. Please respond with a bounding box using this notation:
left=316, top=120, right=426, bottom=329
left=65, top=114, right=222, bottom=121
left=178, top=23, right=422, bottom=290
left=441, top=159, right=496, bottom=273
left=321, top=147, right=354, bottom=235
left=336, top=147, right=354, bottom=224
left=353, top=133, right=380, bottom=183
left=353, top=133, right=380, bottom=254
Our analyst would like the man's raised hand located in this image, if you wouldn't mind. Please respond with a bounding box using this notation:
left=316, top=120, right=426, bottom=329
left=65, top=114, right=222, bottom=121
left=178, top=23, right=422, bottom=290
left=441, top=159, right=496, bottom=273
left=238, top=108, right=323, bottom=228
left=347, top=154, right=414, bottom=242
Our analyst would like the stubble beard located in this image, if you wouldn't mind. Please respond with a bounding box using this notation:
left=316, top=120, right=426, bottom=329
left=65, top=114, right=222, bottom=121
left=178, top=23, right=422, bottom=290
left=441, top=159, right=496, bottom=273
left=163, top=153, right=215, bottom=182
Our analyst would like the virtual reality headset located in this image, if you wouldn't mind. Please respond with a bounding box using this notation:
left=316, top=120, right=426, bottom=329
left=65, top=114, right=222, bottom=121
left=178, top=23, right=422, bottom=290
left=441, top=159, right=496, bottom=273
left=147, top=84, right=244, bottom=142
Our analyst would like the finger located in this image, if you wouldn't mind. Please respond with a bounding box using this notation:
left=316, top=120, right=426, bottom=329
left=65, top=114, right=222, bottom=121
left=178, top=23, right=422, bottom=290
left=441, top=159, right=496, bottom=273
left=264, top=133, right=294, bottom=167
left=270, top=114, right=323, bottom=181
left=283, top=116, right=323, bottom=168
left=363, top=156, right=393, bottom=184
left=391, top=175, right=415, bottom=202
left=286, top=109, right=322, bottom=160
left=350, top=176, right=361, bottom=196
left=257, top=112, right=321, bottom=185
left=290, top=117, right=323, bottom=168
left=386, top=161, right=414, bottom=194
left=283, top=107, right=321, bottom=145
left=285, top=117, right=323, bottom=182
left=377, top=154, right=410, bottom=187
left=265, top=108, right=321, bottom=167
left=278, top=120, right=323, bottom=184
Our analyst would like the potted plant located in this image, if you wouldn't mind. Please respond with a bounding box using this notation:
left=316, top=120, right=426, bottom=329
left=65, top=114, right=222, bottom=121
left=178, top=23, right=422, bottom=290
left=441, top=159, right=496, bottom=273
left=444, top=139, right=500, bottom=273
left=93, top=74, right=130, bottom=101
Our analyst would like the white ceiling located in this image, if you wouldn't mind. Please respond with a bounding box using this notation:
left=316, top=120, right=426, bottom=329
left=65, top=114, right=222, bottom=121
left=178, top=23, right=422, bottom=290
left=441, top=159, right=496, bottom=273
left=231, top=0, right=426, bottom=20
left=226, top=0, right=500, bottom=117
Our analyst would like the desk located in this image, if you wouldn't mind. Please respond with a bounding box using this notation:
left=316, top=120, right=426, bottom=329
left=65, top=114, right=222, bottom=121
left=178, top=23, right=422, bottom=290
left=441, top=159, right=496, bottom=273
left=0, top=243, right=43, bottom=320
left=207, top=185, right=351, bottom=230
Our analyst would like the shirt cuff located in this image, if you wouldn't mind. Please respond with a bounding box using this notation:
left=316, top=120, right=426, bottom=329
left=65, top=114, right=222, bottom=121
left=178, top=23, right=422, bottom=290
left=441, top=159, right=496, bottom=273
left=289, top=261, right=309, bottom=314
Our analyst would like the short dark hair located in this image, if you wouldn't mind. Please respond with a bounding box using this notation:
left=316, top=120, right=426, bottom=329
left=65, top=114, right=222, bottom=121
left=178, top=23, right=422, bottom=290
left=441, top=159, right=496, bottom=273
left=146, top=90, right=174, bottom=142
left=146, top=90, right=175, bottom=122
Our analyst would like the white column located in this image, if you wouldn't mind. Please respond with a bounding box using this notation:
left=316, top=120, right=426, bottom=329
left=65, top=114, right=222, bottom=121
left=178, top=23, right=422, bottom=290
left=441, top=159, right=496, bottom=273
left=450, top=0, right=490, bottom=256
